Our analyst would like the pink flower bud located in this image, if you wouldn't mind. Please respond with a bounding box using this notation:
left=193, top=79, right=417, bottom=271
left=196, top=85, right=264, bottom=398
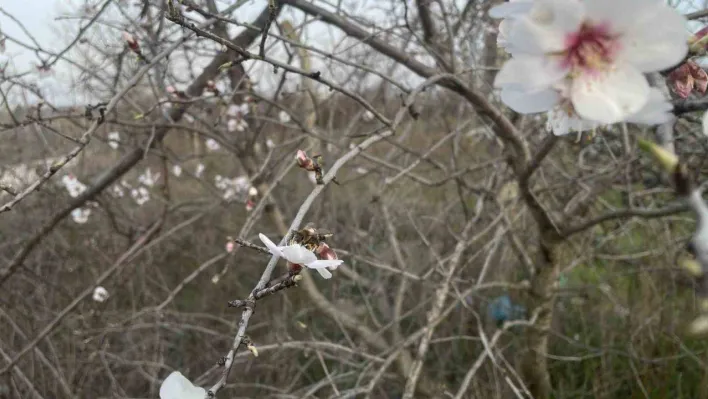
left=226, top=241, right=235, bottom=253
left=245, top=199, right=255, bottom=212
left=122, top=32, right=140, bottom=52
left=166, top=86, right=176, bottom=94
left=296, top=150, right=315, bottom=171
left=689, top=61, right=708, bottom=94
left=668, top=63, right=694, bottom=98
left=315, top=242, right=339, bottom=260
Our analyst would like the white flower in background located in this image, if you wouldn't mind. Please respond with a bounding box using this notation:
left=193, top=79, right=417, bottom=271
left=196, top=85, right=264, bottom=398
left=227, top=118, right=248, bottom=132
left=363, top=110, right=375, bottom=121
left=266, top=139, right=275, bottom=149
left=131, top=187, right=150, bottom=206
left=195, top=163, right=205, bottom=178
left=184, top=113, right=194, bottom=123
left=172, top=164, right=182, bottom=177
left=92, top=286, right=109, bottom=302
left=223, top=188, right=237, bottom=201
left=205, top=138, right=221, bottom=151
left=138, top=169, right=160, bottom=187
left=248, top=186, right=258, bottom=197
left=159, top=371, right=206, bottom=399
left=211, top=274, right=220, bottom=284
left=546, top=87, right=675, bottom=135
left=110, top=185, right=124, bottom=198
left=356, top=167, right=368, bottom=175
left=71, top=208, right=91, bottom=224
left=258, top=233, right=343, bottom=279
left=107, top=131, right=120, bottom=150
left=491, top=0, right=688, bottom=127
left=278, top=110, right=291, bottom=123
left=120, top=179, right=132, bottom=189
left=62, top=175, right=87, bottom=198
left=227, top=103, right=249, bottom=118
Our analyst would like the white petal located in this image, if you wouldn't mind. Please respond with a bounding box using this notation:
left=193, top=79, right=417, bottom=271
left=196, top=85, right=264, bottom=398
left=702, top=111, right=708, bottom=137
left=506, top=0, right=586, bottom=55
left=306, top=259, right=344, bottom=269
left=258, top=234, right=283, bottom=257
left=281, top=244, right=317, bottom=264
left=494, top=55, right=568, bottom=91
left=625, top=88, right=675, bottom=126
left=489, top=1, right=533, bottom=19
left=314, top=267, right=333, bottom=279
left=571, top=63, right=649, bottom=124
left=616, top=4, right=688, bottom=72
left=546, top=107, right=599, bottom=136
left=499, top=86, right=560, bottom=114
left=159, top=371, right=207, bottom=399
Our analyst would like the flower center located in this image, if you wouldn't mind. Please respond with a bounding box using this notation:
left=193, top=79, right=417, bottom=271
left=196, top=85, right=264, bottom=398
left=562, top=22, right=618, bottom=75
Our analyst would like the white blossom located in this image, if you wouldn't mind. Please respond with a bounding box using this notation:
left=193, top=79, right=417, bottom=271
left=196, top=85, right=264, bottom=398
left=195, top=163, right=205, bottom=178
left=107, top=131, right=120, bottom=150
left=258, top=234, right=343, bottom=279
left=71, top=208, right=91, bottom=224
left=491, top=0, right=688, bottom=129
left=62, top=175, right=87, bottom=198
left=266, top=139, right=275, bottom=149
left=278, top=110, right=291, bottom=123
left=205, top=138, right=221, bottom=152
left=363, top=110, right=375, bottom=121
left=138, top=169, right=160, bottom=187
left=227, top=103, right=249, bottom=118
left=110, top=185, right=124, bottom=198
left=92, top=286, right=109, bottom=302
left=227, top=118, right=248, bottom=132
left=131, top=187, right=150, bottom=206
left=172, top=165, right=182, bottom=177
left=159, top=371, right=205, bottom=399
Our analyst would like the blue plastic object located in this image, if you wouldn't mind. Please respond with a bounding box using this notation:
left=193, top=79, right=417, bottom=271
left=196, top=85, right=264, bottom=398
left=487, top=295, right=526, bottom=325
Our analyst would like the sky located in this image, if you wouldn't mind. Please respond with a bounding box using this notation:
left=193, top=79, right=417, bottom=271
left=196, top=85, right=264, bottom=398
left=1, top=0, right=707, bottom=108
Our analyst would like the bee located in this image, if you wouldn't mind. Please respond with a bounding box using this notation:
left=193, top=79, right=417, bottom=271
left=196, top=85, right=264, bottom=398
left=290, top=222, right=334, bottom=251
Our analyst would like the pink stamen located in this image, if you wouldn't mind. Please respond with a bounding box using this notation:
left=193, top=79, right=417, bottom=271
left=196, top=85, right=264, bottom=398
left=562, top=22, right=618, bottom=74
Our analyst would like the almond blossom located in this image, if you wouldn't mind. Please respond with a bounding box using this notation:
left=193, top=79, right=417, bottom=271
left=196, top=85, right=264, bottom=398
left=195, top=163, right=205, bottom=178
left=107, top=131, right=120, bottom=149
left=71, top=208, right=91, bottom=224
left=205, top=138, right=221, bottom=151
left=278, top=110, right=291, bottom=123
left=131, top=187, right=150, bottom=206
left=159, top=371, right=205, bottom=399
left=491, top=0, right=689, bottom=128
left=62, top=174, right=87, bottom=198
left=227, top=118, right=248, bottom=132
left=172, top=164, right=182, bottom=177
left=138, top=169, right=159, bottom=187
left=92, top=286, right=109, bottom=302
left=258, top=233, right=343, bottom=279
left=227, top=103, right=249, bottom=118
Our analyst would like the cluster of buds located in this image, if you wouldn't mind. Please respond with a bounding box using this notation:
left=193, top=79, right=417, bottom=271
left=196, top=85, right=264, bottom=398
left=295, top=150, right=339, bottom=185
left=667, top=60, right=708, bottom=98
left=206, top=80, right=220, bottom=96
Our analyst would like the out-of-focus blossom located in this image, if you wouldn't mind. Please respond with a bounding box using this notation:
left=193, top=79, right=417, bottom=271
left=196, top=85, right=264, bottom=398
left=266, top=139, right=275, bottom=149
left=226, top=240, right=235, bottom=253
left=131, top=187, right=150, bottom=206
left=363, top=110, right=374, bottom=121
left=258, top=234, right=343, bottom=279
left=227, top=103, right=249, bottom=118
left=110, top=185, right=124, bottom=198
left=71, top=208, right=91, bottom=224
left=278, top=110, right=291, bottom=123
left=138, top=169, right=160, bottom=187
left=62, top=174, right=87, bottom=198
left=159, top=371, right=205, bottom=399
left=227, top=118, right=248, bottom=132
left=205, top=138, right=221, bottom=151
left=172, top=164, right=182, bottom=177
left=667, top=60, right=708, bottom=98
left=107, top=131, right=120, bottom=150
left=92, top=286, right=109, bottom=302
left=195, top=163, right=205, bottom=178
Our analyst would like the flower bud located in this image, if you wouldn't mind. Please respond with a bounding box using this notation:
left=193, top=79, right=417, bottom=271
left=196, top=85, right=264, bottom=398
left=122, top=32, right=140, bottom=52
left=248, top=186, right=258, bottom=197
left=296, top=150, right=315, bottom=171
